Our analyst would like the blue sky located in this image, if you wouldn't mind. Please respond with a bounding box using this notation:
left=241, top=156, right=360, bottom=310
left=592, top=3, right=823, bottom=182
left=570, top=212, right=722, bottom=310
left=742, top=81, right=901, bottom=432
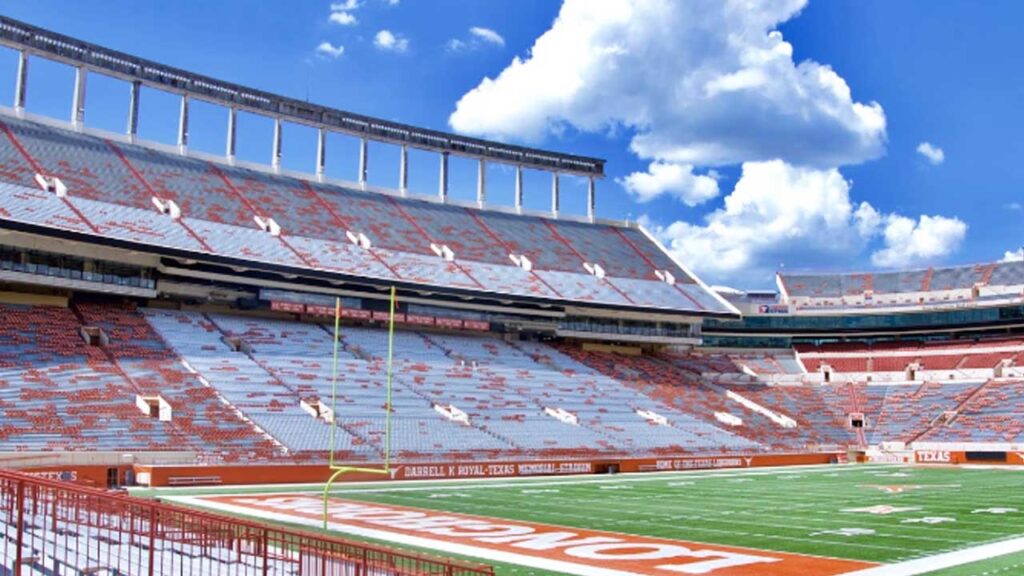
left=2, top=0, right=1021, bottom=288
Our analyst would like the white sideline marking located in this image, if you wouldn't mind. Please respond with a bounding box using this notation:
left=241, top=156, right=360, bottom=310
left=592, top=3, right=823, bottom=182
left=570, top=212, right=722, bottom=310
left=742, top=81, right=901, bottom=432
left=841, top=536, right=1024, bottom=576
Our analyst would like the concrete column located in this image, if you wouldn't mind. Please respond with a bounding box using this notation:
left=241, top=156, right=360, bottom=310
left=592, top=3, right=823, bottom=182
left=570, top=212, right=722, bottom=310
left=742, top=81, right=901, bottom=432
left=514, top=166, right=523, bottom=213
left=551, top=173, right=560, bottom=217
left=71, top=67, right=87, bottom=126
left=587, top=177, right=596, bottom=222
left=13, top=51, right=27, bottom=111
left=177, top=95, right=189, bottom=153
left=127, top=81, right=140, bottom=140
left=399, top=144, right=408, bottom=195
left=438, top=152, right=449, bottom=202
left=358, top=138, right=368, bottom=187
left=316, top=127, right=327, bottom=181
left=272, top=117, right=283, bottom=172
left=225, top=107, right=237, bottom=162
left=476, top=159, right=486, bottom=208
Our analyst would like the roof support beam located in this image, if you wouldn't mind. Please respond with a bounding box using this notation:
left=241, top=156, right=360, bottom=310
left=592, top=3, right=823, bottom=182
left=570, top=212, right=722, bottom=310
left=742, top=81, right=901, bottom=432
left=71, top=66, right=86, bottom=126
left=272, top=117, right=283, bottom=172
left=177, top=95, right=189, bottom=153
left=438, top=152, right=449, bottom=202
left=551, top=173, right=560, bottom=218
left=127, top=81, right=140, bottom=140
left=358, top=137, right=368, bottom=187
left=225, top=107, right=237, bottom=162
left=13, top=50, right=26, bottom=111
left=587, top=177, right=596, bottom=222
left=399, top=144, right=408, bottom=196
left=514, top=166, right=523, bottom=214
left=316, top=127, right=327, bottom=181
left=477, top=159, right=486, bottom=208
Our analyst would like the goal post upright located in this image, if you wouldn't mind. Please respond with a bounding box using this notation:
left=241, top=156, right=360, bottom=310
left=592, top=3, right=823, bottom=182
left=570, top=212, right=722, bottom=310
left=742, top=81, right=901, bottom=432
left=384, top=284, right=396, bottom=471
left=323, top=287, right=397, bottom=530
left=328, top=296, right=342, bottom=469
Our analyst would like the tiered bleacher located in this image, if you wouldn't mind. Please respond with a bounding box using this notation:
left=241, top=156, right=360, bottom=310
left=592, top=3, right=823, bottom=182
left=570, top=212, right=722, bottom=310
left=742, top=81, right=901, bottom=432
left=560, top=346, right=852, bottom=450
left=796, top=338, right=1024, bottom=378
left=0, top=113, right=731, bottom=315
left=3, top=300, right=1024, bottom=459
left=204, top=312, right=757, bottom=457
left=0, top=303, right=179, bottom=451
left=919, top=380, right=1024, bottom=443
left=778, top=259, right=1024, bottom=311
left=0, top=302, right=759, bottom=459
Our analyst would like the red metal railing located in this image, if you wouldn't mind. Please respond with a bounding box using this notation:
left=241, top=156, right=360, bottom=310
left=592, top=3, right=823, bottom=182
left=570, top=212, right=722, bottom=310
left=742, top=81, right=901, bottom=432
left=0, top=468, right=494, bottom=575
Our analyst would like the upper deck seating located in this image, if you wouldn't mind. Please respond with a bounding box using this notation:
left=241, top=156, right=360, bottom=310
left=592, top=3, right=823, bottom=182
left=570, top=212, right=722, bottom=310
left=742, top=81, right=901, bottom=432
left=780, top=259, right=1024, bottom=312
left=989, top=260, right=1024, bottom=286
left=0, top=113, right=730, bottom=314
left=395, top=200, right=512, bottom=265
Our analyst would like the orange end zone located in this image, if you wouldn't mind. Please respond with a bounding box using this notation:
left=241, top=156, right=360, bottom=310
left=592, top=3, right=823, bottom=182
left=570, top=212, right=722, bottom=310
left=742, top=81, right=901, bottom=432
left=189, top=494, right=877, bottom=576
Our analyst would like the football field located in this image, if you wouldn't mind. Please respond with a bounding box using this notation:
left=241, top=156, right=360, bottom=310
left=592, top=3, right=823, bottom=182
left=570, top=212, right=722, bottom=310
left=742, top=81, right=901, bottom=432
left=152, top=464, right=1024, bottom=576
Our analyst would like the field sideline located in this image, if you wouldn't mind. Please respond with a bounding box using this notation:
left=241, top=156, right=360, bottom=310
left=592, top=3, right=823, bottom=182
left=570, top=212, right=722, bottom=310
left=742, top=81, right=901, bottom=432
left=146, top=464, right=1024, bottom=576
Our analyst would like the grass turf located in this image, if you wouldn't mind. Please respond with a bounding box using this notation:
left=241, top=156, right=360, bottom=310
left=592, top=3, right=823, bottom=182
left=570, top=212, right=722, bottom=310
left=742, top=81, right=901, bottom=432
left=149, top=464, right=1024, bottom=576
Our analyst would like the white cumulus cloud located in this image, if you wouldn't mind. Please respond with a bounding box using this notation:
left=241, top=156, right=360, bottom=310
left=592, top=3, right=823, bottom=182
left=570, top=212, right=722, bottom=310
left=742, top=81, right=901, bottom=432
left=374, top=29, right=409, bottom=53
left=916, top=141, right=945, bottom=165
left=447, top=0, right=967, bottom=284
left=643, top=160, right=966, bottom=285
left=871, top=215, right=967, bottom=268
left=315, top=41, right=346, bottom=59
left=449, top=0, right=886, bottom=169
left=470, top=27, right=505, bottom=46
left=1003, top=248, right=1024, bottom=262
left=644, top=161, right=878, bottom=283
left=329, top=0, right=360, bottom=25
left=329, top=11, right=357, bottom=25
left=619, top=162, right=719, bottom=206
left=448, top=27, right=506, bottom=53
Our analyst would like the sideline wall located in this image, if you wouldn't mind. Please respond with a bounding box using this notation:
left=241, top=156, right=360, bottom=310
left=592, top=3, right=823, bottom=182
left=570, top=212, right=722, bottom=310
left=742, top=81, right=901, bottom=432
left=126, top=452, right=840, bottom=488
left=915, top=449, right=1023, bottom=465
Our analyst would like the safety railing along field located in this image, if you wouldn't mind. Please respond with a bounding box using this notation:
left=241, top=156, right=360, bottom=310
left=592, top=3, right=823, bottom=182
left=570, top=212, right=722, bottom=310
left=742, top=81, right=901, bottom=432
left=0, top=468, right=494, bottom=576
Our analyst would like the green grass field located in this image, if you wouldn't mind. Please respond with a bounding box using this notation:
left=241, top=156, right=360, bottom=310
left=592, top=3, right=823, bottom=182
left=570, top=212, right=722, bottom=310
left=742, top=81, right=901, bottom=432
left=148, top=464, right=1024, bottom=576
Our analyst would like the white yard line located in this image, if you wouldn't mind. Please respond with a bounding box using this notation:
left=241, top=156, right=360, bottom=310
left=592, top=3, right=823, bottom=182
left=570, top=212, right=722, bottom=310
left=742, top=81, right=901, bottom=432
left=842, top=536, right=1024, bottom=576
